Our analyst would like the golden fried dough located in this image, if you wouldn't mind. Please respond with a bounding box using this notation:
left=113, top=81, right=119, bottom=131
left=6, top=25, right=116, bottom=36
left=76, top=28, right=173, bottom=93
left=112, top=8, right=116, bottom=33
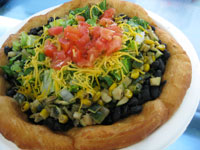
left=0, top=0, right=192, bottom=149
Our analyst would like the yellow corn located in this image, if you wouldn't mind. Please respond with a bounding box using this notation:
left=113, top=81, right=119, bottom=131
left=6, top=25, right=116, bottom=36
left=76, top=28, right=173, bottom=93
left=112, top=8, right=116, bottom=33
left=131, top=69, right=140, bottom=79
left=109, top=83, right=117, bottom=96
left=98, top=99, right=104, bottom=106
left=157, top=44, right=166, bottom=51
left=21, top=101, right=30, bottom=112
left=93, top=91, right=101, bottom=102
left=40, top=109, right=49, bottom=119
left=59, top=114, right=68, bottom=124
left=152, top=55, right=156, bottom=62
left=144, top=63, right=150, bottom=72
left=82, top=99, right=92, bottom=107
left=144, top=39, right=155, bottom=45
left=125, top=89, right=133, bottom=98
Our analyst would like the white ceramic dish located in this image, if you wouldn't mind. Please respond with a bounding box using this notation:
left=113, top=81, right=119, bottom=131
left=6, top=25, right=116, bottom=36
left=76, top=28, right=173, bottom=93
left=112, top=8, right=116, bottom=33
left=0, top=5, right=200, bottom=150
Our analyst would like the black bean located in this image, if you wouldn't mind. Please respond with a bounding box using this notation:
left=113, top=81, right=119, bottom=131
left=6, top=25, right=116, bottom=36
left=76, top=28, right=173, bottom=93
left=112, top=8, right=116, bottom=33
left=48, top=17, right=54, bottom=24
left=162, top=50, right=170, bottom=61
left=6, top=88, right=16, bottom=97
left=123, top=16, right=130, bottom=20
left=151, top=60, right=159, bottom=70
left=44, top=117, right=71, bottom=131
left=44, top=117, right=54, bottom=129
left=55, top=16, right=60, bottom=20
left=137, top=93, right=145, bottom=105
left=102, top=114, right=113, bottom=125
left=112, top=107, right=121, bottom=122
left=154, top=70, right=162, bottom=77
left=158, top=59, right=165, bottom=73
left=150, top=86, right=161, bottom=99
left=36, top=26, right=43, bottom=32
left=130, top=105, right=143, bottom=114
left=121, top=105, right=129, bottom=117
left=128, top=97, right=138, bottom=106
left=25, top=109, right=32, bottom=116
left=119, top=13, right=130, bottom=20
left=53, top=122, right=65, bottom=131
left=141, top=85, right=152, bottom=101
left=151, top=25, right=155, bottom=31
left=119, top=13, right=125, bottom=17
left=158, top=40, right=162, bottom=44
left=144, top=79, right=150, bottom=85
left=28, top=28, right=38, bottom=35
left=4, top=46, right=12, bottom=55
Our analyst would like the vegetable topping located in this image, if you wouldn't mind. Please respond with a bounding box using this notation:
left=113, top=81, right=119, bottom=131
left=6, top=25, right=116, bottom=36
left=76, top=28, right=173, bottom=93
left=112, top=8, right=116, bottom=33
left=1, top=0, right=170, bottom=131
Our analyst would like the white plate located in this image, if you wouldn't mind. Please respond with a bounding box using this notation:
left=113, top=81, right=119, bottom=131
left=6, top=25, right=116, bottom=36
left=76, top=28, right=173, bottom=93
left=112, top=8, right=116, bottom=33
left=0, top=5, right=200, bottom=150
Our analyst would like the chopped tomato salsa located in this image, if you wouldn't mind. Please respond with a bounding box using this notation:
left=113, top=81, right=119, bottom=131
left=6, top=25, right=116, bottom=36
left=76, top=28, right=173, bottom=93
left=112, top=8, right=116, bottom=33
left=44, top=8, right=122, bottom=69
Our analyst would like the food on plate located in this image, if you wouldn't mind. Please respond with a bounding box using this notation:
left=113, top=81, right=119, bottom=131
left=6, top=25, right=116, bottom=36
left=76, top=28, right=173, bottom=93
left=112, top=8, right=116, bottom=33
left=0, top=0, right=192, bottom=150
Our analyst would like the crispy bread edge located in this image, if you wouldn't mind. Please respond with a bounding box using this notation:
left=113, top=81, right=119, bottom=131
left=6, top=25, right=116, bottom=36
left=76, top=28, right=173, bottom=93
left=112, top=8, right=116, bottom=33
left=0, top=0, right=192, bottom=150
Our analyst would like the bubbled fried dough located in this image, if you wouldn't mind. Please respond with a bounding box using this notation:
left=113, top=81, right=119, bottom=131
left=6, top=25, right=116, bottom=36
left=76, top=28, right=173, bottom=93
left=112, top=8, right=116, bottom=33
left=0, top=0, right=192, bottom=149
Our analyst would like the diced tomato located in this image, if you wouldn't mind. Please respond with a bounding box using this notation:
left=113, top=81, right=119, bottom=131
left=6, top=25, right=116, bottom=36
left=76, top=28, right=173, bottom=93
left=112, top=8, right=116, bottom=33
left=44, top=40, right=57, bottom=58
left=91, top=26, right=101, bottom=39
left=53, top=50, right=66, bottom=60
left=76, top=34, right=90, bottom=50
left=65, top=48, right=73, bottom=58
left=106, top=25, right=122, bottom=36
left=45, top=12, right=123, bottom=70
left=106, top=36, right=122, bottom=55
left=71, top=46, right=83, bottom=63
left=76, top=15, right=85, bottom=22
left=59, top=38, right=70, bottom=52
left=94, top=38, right=107, bottom=52
left=64, top=26, right=81, bottom=42
left=48, top=26, right=63, bottom=36
left=101, top=8, right=115, bottom=19
left=99, top=18, right=115, bottom=27
left=52, top=57, right=71, bottom=70
left=100, top=28, right=114, bottom=41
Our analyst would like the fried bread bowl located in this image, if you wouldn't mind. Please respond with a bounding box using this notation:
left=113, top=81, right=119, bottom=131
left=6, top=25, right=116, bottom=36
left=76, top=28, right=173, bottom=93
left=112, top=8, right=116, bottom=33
left=0, top=0, right=192, bottom=149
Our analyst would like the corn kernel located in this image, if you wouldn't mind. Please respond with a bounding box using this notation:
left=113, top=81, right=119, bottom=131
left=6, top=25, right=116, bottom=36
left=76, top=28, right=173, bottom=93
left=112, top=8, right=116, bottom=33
left=21, top=101, right=30, bottom=112
left=40, top=109, right=49, bottom=119
left=93, top=91, right=101, bottom=102
left=144, top=64, right=150, bottom=72
left=82, top=99, right=92, bottom=107
left=152, top=55, right=156, bottom=62
left=98, top=99, right=104, bottom=106
left=125, top=89, right=133, bottom=98
left=157, top=44, right=166, bottom=51
left=59, top=114, right=68, bottom=124
left=109, top=83, right=117, bottom=96
left=131, top=70, right=140, bottom=79
left=144, top=39, right=155, bottom=45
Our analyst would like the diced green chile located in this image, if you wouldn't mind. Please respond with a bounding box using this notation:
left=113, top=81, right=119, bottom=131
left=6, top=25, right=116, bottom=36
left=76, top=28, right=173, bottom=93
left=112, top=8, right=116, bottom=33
left=90, top=106, right=110, bottom=124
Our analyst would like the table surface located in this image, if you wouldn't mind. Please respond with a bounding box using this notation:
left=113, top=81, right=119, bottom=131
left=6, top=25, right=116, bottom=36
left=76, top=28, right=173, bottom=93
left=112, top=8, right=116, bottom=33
left=0, top=0, right=200, bottom=149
